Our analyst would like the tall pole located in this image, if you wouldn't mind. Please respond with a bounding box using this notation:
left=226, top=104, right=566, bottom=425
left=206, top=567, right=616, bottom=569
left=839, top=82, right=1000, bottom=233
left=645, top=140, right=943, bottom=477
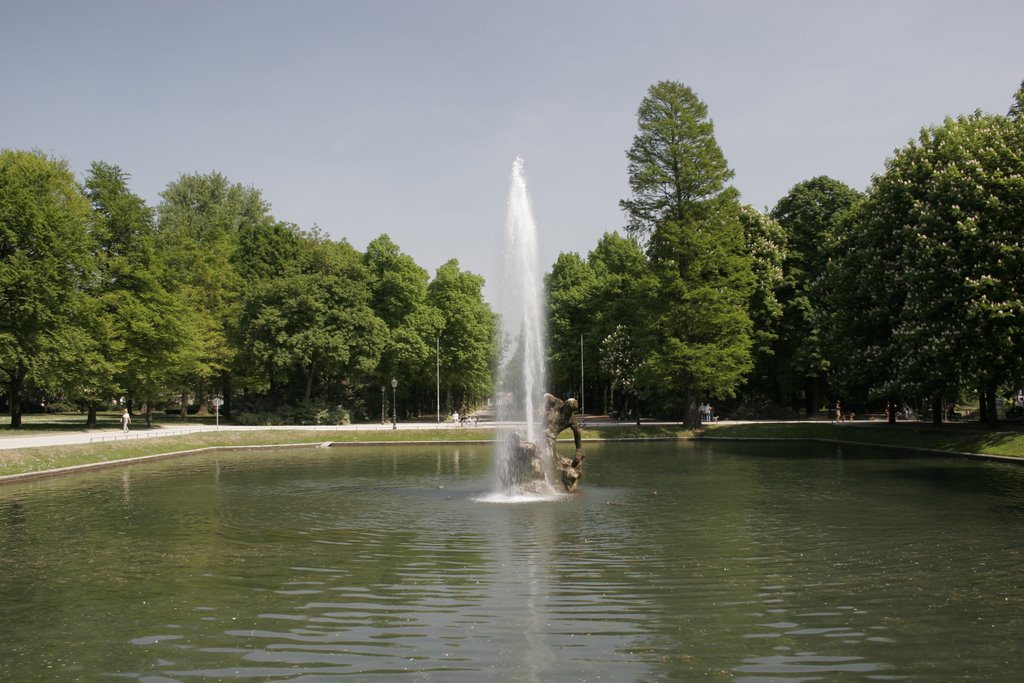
left=391, top=378, right=398, bottom=430
left=436, top=336, right=440, bottom=426
left=580, top=333, right=585, bottom=417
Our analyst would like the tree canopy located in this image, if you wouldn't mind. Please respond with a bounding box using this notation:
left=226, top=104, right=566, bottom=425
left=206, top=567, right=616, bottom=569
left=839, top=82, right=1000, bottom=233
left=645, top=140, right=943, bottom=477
left=5, top=81, right=1023, bottom=428
left=0, top=150, right=97, bottom=427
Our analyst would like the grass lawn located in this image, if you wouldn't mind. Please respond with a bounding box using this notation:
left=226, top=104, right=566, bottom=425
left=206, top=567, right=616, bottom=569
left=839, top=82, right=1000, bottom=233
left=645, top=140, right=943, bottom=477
left=702, top=421, right=1024, bottom=459
left=0, top=425, right=493, bottom=478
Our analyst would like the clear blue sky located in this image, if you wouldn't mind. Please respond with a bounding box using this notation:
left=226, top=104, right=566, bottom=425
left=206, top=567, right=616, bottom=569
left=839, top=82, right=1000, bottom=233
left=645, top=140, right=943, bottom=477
left=4, top=0, right=1022, bottom=303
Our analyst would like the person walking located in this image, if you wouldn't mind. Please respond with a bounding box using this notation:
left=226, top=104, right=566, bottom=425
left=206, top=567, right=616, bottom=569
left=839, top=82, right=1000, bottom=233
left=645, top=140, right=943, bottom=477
left=121, top=409, right=131, bottom=433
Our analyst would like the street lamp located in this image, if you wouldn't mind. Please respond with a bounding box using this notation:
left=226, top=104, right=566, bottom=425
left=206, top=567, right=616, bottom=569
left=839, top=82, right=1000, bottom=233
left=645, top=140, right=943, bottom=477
left=391, top=378, right=398, bottom=429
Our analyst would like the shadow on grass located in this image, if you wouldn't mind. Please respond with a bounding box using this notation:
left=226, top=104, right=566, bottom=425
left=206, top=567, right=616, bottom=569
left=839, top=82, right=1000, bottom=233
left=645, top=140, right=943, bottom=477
left=705, top=421, right=1024, bottom=458
left=1, top=412, right=222, bottom=435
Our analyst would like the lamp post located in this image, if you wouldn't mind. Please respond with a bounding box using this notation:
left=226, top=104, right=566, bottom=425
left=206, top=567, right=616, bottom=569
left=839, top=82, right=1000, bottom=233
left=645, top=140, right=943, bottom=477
left=391, top=378, right=398, bottom=429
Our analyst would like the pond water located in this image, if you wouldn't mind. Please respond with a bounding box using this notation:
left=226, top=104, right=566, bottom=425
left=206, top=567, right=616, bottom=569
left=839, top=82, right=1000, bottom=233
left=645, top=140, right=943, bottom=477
left=2, top=440, right=1023, bottom=682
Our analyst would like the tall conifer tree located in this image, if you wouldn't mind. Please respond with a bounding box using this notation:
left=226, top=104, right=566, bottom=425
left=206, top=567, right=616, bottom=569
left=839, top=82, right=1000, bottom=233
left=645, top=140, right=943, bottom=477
left=620, top=81, right=754, bottom=424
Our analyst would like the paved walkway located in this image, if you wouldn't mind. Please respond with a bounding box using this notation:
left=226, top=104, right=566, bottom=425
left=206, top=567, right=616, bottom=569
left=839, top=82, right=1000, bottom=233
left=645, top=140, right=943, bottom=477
left=0, top=421, right=471, bottom=451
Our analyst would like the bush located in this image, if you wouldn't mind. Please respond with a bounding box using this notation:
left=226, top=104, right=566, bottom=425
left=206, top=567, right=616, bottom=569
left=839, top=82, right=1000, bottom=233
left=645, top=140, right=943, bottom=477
left=233, top=400, right=351, bottom=426
left=729, top=396, right=800, bottom=421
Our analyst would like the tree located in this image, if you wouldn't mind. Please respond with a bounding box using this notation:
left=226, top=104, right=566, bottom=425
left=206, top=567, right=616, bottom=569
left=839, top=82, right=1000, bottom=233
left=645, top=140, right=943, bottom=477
left=545, top=251, right=595, bottom=396
left=600, top=324, right=641, bottom=424
left=80, top=161, right=159, bottom=426
left=229, top=219, right=305, bottom=408
left=769, top=176, right=862, bottom=414
left=363, top=235, right=443, bottom=416
left=427, top=259, right=498, bottom=412
left=826, top=93, right=1024, bottom=423
left=241, top=233, right=387, bottom=405
left=155, top=172, right=269, bottom=416
left=0, top=150, right=96, bottom=428
left=583, top=233, right=655, bottom=416
left=737, top=205, right=787, bottom=400
left=621, top=82, right=735, bottom=242
left=620, top=81, right=755, bottom=425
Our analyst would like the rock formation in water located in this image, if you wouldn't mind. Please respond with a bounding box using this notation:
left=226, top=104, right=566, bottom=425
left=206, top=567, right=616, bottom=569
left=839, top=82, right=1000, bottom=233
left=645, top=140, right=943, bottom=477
left=506, top=393, right=584, bottom=493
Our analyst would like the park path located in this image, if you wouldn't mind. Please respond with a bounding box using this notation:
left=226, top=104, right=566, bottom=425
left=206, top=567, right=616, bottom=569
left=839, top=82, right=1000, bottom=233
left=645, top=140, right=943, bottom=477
left=0, top=422, right=463, bottom=451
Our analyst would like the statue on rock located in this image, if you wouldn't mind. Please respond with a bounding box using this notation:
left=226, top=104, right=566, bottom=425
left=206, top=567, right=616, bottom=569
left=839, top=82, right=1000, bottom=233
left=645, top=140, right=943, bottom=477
left=504, top=393, right=585, bottom=494
left=543, top=393, right=584, bottom=492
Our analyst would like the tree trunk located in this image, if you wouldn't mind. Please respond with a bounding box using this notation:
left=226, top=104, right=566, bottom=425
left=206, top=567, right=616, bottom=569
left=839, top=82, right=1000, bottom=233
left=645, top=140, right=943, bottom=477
left=931, top=399, right=943, bottom=426
left=222, top=373, right=232, bottom=419
left=145, top=402, right=154, bottom=428
left=684, top=399, right=701, bottom=429
left=7, top=365, right=25, bottom=429
left=805, top=378, right=816, bottom=417
left=303, top=362, right=316, bottom=403
left=86, top=404, right=98, bottom=428
left=180, top=392, right=188, bottom=421
left=985, top=380, right=999, bottom=425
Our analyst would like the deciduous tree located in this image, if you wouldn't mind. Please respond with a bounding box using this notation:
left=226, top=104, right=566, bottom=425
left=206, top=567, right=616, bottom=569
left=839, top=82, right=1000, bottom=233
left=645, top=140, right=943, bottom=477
left=826, top=90, right=1024, bottom=423
left=0, top=150, right=96, bottom=427
left=241, top=233, right=387, bottom=405
left=363, top=235, right=443, bottom=415
left=427, top=259, right=498, bottom=412
left=769, top=176, right=861, bottom=414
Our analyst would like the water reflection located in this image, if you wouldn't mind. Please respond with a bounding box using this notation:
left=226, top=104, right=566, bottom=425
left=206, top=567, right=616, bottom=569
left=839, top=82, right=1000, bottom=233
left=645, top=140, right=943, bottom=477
left=1, top=442, right=1023, bottom=681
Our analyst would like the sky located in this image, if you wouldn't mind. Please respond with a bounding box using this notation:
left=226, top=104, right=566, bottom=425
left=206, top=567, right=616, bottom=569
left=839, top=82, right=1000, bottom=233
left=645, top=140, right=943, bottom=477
left=3, top=0, right=1023, bottom=304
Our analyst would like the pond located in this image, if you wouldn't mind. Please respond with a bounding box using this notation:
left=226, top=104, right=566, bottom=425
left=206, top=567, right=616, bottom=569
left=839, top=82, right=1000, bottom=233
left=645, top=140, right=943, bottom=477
left=2, top=440, right=1023, bottom=681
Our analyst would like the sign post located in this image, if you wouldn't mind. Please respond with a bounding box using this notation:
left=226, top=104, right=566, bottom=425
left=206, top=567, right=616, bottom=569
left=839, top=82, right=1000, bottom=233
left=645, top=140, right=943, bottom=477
left=211, top=397, right=224, bottom=430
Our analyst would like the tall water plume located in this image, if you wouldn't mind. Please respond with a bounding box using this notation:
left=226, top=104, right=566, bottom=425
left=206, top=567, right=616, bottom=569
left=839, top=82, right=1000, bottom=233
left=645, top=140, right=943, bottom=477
left=494, top=157, right=552, bottom=495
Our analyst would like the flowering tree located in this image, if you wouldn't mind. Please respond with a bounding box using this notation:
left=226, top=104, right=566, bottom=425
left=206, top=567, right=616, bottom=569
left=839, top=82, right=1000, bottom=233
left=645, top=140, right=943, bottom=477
left=826, top=87, right=1024, bottom=423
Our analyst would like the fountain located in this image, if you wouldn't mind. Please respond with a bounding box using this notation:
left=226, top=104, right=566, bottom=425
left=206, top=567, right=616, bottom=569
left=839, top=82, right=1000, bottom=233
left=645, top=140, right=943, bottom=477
left=492, top=157, right=583, bottom=497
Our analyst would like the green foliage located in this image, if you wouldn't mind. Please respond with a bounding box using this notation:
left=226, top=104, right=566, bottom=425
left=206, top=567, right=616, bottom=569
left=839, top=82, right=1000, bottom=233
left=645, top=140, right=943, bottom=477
left=363, top=234, right=444, bottom=411
left=79, top=162, right=161, bottom=421
left=620, top=80, right=734, bottom=240
left=233, top=400, right=351, bottom=426
left=232, top=219, right=303, bottom=282
left=620, top=81, right=755, bottom=423
left=1009, top=80, right=1024, bottom=119
left=826, top=100, right=1024, bottom=422
left=769, top=176, right=862, bottom=413
left=155, top=172, right=273, bottom=401
left=241, top=234, right=387, bottom=403
left=0, top=149, right=97, bottom=426
left=7, top=79, right=1021, bottom=431
left=738, top=205, right=787, bottom=394
left=546, top=233, right=657, bottom=417
left=545, top=251, right=596, bottom=392
left=428, top=259, right=498, bottom=411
